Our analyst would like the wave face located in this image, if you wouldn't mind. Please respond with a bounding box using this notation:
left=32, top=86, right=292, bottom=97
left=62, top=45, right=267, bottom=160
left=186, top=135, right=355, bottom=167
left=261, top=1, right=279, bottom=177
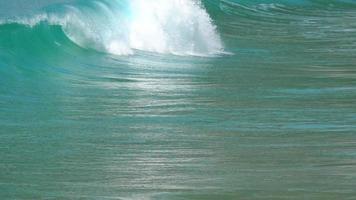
left=0, top=0, right=224, bottom=56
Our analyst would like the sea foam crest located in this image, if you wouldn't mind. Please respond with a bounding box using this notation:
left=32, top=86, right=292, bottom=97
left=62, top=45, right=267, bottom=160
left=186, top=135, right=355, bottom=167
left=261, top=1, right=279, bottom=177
left=1, top=0, right=224, bottom=56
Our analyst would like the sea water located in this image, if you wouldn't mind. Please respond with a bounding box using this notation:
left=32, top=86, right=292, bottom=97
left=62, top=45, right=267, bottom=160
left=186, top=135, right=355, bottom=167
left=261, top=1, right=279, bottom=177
left=1, top=0, right=356, bottom=199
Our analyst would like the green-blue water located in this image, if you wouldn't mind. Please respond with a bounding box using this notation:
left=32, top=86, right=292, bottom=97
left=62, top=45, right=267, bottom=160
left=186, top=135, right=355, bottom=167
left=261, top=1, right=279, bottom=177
left=1, top=0, right=356, bottom=199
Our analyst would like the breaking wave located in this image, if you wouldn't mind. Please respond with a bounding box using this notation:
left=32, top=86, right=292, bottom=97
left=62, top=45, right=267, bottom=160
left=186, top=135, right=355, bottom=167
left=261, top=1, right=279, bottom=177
left=0, top=0, right=224, bottom=56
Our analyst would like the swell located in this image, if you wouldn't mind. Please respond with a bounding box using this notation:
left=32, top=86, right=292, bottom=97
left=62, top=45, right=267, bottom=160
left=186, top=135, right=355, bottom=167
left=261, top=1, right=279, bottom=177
left=210, top=0, right=356, bottom=58
left=1, top=0, right=356, bottom=59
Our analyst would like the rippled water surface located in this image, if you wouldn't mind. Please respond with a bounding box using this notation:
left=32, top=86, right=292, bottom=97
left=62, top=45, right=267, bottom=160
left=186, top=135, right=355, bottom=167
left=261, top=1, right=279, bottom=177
left=1, top=0, right=356, bottom=199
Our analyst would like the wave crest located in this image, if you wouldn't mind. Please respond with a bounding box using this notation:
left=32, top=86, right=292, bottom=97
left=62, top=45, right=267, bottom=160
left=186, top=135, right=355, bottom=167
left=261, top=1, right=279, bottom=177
left=1, top=0, right=224, bottom=56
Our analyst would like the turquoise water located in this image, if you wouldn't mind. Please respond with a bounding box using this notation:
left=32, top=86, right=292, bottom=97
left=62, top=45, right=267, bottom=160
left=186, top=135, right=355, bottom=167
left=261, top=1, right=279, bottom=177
left=1, top=0, right=356, bottom=199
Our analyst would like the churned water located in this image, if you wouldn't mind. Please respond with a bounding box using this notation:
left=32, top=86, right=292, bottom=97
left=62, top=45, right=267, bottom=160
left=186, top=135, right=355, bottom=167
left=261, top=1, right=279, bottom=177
left=1, top=0, right=356, bottom=199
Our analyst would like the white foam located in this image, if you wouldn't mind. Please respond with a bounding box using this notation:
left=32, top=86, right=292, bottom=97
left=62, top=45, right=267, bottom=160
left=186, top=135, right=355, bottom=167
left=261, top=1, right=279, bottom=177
left=127, top=0, right=223, bottom=56
left=1, top=0, right=224, bottom=56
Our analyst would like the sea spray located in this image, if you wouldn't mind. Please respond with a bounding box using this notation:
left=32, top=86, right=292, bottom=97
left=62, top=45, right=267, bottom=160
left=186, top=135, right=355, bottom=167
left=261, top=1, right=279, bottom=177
left=1, top=0, right=224, bottom=56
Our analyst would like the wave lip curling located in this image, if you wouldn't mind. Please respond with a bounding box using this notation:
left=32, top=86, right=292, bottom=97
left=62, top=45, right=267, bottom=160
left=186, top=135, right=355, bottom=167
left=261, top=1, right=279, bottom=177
left=70, top=0, right=225, bottom=56
left=2, top=0, right=224, bottom=57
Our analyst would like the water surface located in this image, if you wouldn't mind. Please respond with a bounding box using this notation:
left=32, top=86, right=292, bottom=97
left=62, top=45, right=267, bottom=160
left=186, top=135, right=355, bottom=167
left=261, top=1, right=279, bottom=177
left=1, top=0, right=356, bottom=199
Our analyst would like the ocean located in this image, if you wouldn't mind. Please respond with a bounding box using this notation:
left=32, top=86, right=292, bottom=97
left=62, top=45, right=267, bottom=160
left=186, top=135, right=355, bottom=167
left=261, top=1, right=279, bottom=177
left=1, top=0, right=356, bottom=199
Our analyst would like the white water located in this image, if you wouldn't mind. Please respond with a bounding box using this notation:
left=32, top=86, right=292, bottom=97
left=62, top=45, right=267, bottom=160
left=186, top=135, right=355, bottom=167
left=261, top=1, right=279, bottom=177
left=2, top=0, right=224, bottom=56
